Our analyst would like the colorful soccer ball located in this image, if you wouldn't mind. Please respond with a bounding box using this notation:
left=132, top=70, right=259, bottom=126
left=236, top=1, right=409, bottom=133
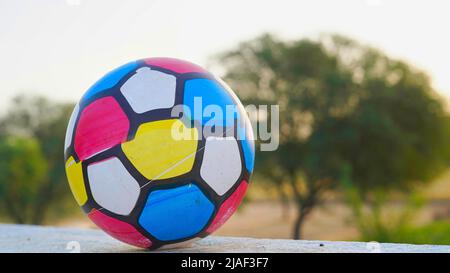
left=64, top=58, right=255, bottom=249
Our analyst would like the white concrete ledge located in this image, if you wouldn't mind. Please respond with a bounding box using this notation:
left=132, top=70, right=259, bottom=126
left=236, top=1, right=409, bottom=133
left=0, top=224, right=449, bottom=253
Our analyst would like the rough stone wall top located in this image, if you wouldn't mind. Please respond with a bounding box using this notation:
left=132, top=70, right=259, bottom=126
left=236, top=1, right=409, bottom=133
left=0, top=224, right=449, bottom=253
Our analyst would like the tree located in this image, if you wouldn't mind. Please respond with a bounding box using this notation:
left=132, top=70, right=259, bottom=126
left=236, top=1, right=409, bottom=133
left=217, top=34, right=450, bottom=239
left=0, top=95, right=76, bottom=224
left=0, top=137, right=47, bottom=223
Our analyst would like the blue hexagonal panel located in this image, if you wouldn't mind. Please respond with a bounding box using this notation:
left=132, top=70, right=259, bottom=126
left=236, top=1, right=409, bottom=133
left=183, top=78, right=255, bottom=172
left=183, top=78, right=238, bottom=127
left=82, top=61, right=139, bottom=102
left=138, top=183, right=215, bottom=241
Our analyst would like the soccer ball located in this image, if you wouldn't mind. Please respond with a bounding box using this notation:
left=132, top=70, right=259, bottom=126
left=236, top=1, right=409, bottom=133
left=64, top=57, right=255, bottom=249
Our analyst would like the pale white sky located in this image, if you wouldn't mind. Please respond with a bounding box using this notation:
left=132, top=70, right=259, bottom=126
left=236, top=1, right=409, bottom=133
left=0, top=0, right=449, bottom=109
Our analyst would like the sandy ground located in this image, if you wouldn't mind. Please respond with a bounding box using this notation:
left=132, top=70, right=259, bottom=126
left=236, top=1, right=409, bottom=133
left=214, top=201, right=360, bottom=240
left=57, top=201, right=360, bottom=241
left=56, top=198, right=450, bottom=241
left=49, top=169, right=450, bottom=241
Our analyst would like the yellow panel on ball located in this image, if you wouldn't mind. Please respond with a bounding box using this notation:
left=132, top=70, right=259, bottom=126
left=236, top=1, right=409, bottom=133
left=65, top=156, right=88, bottom=206
left=122, top=119, right=198, bottom=180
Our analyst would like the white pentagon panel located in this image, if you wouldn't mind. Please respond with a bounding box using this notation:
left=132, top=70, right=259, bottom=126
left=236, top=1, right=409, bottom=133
left=200, top=136, right=242, bottom=196
left=120, top=67, right=176, bottom=113
left=87, top=157, right=140, bottom=215
left=64, top=103, right=79, bottom=150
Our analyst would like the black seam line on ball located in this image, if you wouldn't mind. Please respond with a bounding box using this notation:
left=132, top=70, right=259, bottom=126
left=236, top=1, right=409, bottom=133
left=137, top=124, right=250, bottom=246
left=64, top=60, right=146, bottom=162
left=63, top=103, right=82, bottom=163
left=134, top=180, right=210, bottom=248
left=78, top=120, right=251, bottom=248
left=135, top=123, right=238, bottom=192
left=77, top=113, right=250, bottom=237
left=67, top=60, right=253, bottom=248
left=65, top=60, right=222, bottom=162
left=196, top=123, right=250, bottom=235
left=72, top=119, right=252, bottom=248
left=77, top=117, right=246, bottom=193
left=77, top=60, right=146, bottom=109
left=112, top=67, right=187, bottom=142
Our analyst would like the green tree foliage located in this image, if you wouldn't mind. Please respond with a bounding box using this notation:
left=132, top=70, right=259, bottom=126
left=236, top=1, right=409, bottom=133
left=0, top=95, right=76, bottom=224
left=218, top=34, right=450, bottom=239
left=0, top=137, right=47, bottom=223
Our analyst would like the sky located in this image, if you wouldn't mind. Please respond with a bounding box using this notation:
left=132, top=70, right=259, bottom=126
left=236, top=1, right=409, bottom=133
left=0, top=0, right=449, bottom=109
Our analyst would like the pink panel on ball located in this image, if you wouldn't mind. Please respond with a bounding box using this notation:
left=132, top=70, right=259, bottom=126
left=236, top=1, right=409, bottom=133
left=206, top=180, right=248, bottom=233
left=88, top=209, right=152, bottom=248
left=74, top=97, right=129, bottom=160
left=144, top=57, right=208, bottom=74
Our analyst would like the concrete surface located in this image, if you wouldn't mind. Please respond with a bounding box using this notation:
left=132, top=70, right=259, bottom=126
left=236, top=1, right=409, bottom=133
left=0, top=224, right=449, bottom=253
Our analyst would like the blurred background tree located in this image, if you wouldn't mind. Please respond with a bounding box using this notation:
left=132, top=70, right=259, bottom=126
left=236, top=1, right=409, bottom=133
left=0, top=95, right=76, bottom=224
left=218, top=34, right=450, bottom=239
left=0, top=33, right=449, bottom=244
left=0, top=136, right=47, bottom=224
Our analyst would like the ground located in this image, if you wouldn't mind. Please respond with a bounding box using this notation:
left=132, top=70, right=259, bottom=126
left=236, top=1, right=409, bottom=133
left=54, top=169, right=450, bottom=240
left=56, top=198, right=450, bottom=241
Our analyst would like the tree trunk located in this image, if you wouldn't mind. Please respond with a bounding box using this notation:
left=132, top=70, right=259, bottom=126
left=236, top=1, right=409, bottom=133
left=293, top=207, right=308, bottom=240
left=31, top=208, right=46, bottom=225
left=3, top=201, right=25, bottom=224
left=31, top=183, right=56, bottom=225
left=276, top=185, right=290, bottom=220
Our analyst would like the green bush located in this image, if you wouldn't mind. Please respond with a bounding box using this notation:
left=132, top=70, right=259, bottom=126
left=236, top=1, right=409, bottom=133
left=363, top=220, right=450, bottom=245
